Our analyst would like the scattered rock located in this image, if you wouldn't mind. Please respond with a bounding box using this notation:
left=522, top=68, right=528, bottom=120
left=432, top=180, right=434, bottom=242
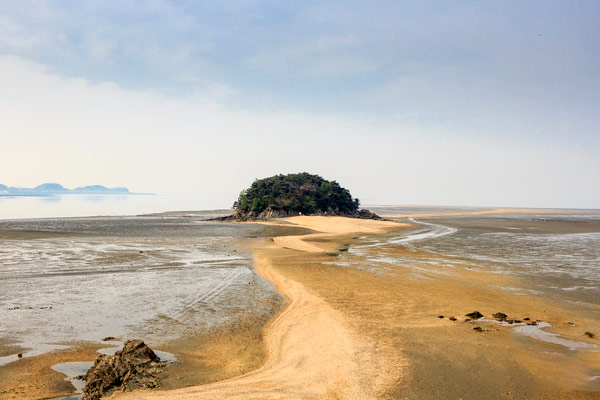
left=437, top=315, right=444, bottom=319
left=449, top=317, right=457, bottom=321
left=566, top=321, right=575, bottom=326
left=506, top=319, right=515, bottom=324
left=465, top=311, right=484, bottom=319
left=473, top=326, right=483, bottom=332
left=102, top=337, right=116, bottom=341
left=17, top=353, right=22, bottom=358
left=139, top=251, right=144, bottom=254
left=523, top=317, right=530, bottom=321
left=514, top=320, right=522, bottom=324
left=526, top=321, right=538, bottom=326
left=464, top=318, right=472, bottom=322
left=584, top=331, right=595, bottom=339
left=492, top=312, right=507, bottom=321
left=82, top=339, right=165, bottom=400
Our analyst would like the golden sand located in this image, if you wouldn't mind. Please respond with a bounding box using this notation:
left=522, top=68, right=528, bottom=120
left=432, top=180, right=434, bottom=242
left=3, top=215, right=599, bottom=399
left=116, top=216, right=600, bottom=399
left=117, top=217, right=408, bottom=399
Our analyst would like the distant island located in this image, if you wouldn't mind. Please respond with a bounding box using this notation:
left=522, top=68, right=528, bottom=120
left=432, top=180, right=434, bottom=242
left=0, top=183, right=143, bottom=196
left=226, top=172, right=380, bottom=220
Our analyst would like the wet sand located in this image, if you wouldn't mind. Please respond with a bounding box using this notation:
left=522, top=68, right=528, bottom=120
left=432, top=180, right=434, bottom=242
left=114, top=214, right=599, bottom=399
left=0, top=216, right=299, bottom=400
left=381, top=207, right=562, bottom=219
left=0, top=342, right=103, bottom=399
left=2, top=212, right=599, bottom=399
left=117, top=217, right=408, bottom=400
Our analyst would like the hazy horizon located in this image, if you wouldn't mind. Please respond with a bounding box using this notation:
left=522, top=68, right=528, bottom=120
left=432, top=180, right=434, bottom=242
left=1, top=1, right=599, bottom=209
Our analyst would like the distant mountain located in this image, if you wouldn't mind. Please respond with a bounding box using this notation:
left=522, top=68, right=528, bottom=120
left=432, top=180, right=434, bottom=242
left=34, top=183, right=69, bottom=193
left=73, top=185, right=129, bottom=194
left=0, top=183, right=135, bottom=196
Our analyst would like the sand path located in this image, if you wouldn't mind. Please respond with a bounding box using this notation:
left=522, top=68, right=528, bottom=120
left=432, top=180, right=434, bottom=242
left=117, top=217, right=406, bottom=400
left=269, top=216, right=403, bottom=253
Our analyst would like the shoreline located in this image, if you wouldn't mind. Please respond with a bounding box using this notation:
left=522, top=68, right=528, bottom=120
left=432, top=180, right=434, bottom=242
left=1, top=213, right=599, bottom=399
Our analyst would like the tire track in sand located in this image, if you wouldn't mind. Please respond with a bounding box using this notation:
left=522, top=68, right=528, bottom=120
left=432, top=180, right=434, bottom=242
left=171, top=269, right=246, bottom=319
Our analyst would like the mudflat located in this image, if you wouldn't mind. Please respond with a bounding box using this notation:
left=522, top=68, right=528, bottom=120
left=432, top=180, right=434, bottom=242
left=117, top=214, right=599, bottom=399
left=2, top=212, right=599, bottom=399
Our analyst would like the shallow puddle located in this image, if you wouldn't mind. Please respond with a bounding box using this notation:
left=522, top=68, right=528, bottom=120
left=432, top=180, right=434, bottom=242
left=512, top=322, right=597, bottom=351
left=51, top=361, right=93, bottom=393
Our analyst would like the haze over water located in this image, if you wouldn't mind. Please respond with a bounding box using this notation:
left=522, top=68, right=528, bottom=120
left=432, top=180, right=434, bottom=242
left=0, top=194, right=222, bottom=220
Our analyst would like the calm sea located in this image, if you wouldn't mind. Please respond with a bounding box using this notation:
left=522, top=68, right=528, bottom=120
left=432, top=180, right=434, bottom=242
left=0, top=194, right=228, bottom=220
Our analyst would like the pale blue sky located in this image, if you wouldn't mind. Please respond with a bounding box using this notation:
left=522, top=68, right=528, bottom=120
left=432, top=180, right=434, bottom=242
left=1, top=1, right=599, bottom=208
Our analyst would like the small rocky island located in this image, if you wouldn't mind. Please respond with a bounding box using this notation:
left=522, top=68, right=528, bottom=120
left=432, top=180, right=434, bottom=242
left=226, top=172, right=380, bottom=220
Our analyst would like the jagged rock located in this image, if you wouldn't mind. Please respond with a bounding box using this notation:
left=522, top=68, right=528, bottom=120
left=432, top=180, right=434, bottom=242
left=82, top=339, right=165, bottom=400
left=584, top=331, right=595, bottom=338
left=492, top=312, right=507, bottom=321
left=465, top=311, right=484, bottom=319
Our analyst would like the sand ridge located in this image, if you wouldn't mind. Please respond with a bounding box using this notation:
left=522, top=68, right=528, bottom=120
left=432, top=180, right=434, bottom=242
left=264, top=216, right=407, bottom=253
left=116, top=216, right=409, bottom=400
left=381, top=207, right=562, bottom=219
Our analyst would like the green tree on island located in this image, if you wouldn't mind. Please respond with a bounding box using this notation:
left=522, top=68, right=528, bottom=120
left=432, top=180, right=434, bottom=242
left=229, top=173, right=378, bottom=220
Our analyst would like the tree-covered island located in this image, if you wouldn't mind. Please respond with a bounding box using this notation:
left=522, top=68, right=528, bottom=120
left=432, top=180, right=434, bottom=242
left=226, top=173, right=380, bottom=220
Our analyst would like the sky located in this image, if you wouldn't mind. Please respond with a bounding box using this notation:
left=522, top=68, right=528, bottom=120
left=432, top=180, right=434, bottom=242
left=1, top=0, right=599, bottom=209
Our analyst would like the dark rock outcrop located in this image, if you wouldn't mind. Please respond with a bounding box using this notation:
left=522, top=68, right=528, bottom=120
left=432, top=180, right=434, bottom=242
left=492, top=312, right=507, bottom=321
left=465, top=311, right=484, bottom=319
left=82, top=340, right=165, bottom=400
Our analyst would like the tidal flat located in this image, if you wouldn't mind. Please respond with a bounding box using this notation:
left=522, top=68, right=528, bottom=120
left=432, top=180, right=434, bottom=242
left=0, top=211, right=312, bottom=399
left=1, top=207, right=599, bottom=399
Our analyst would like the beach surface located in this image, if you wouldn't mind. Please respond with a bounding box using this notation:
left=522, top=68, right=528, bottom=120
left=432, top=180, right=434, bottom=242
left=1, top=210, right=599, bottom=399
left=116, top=213, right=599, bottom=399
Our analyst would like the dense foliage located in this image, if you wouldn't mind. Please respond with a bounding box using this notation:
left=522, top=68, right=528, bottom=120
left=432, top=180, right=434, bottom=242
left=233, top=173, right=360, bottom=216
